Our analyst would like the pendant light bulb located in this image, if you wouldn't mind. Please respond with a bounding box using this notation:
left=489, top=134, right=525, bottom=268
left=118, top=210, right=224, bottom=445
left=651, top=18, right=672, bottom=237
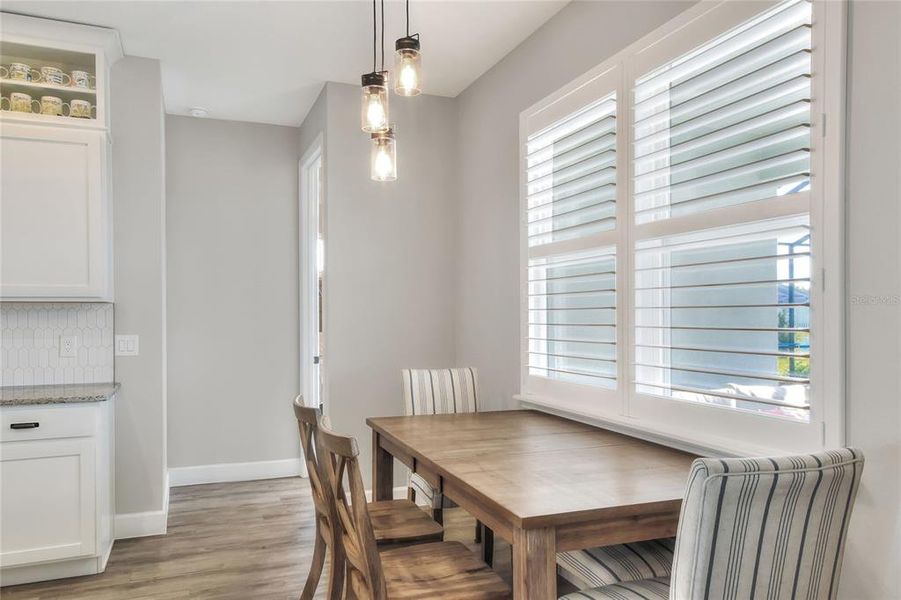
left=371, top=127, right=397, bottom=182
left=361, top=72, right=389, bottom=133
left=394, top=36, right=421, bottom=96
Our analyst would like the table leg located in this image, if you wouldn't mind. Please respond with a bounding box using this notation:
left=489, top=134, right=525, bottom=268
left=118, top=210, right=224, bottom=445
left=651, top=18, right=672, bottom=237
left=371, top=431, right=394, bottom=501
left=512, top=526, right=556, bottom=600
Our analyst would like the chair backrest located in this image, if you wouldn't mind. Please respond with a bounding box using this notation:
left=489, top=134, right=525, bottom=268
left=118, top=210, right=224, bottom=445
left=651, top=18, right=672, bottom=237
left=317, top=422, right=387, bottom=600
left=401, top=367, right=479, bottom=416
left=292, top=396, right=338, bottom=541
left=670, top=448, right=864, bottom=600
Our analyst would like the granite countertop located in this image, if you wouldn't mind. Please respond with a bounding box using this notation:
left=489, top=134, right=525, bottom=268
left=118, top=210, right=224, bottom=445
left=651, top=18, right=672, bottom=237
left=0, top=382, right=120, bottom=406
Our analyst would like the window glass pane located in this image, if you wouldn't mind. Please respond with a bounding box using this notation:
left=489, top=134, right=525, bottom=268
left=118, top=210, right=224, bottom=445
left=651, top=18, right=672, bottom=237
left=633, top=0, right=812, bottom=223
left=529, top=247, right=616, bottom=389
left=634, top=215, right=810, bottom=421
left=527, top=94, right=617, bottom=246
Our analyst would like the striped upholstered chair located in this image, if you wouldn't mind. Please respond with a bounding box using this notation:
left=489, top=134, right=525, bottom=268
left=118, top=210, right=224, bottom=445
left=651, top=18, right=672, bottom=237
left=402, top=368, right=494, bottom=560
left=401, top=367, right=479, bottom=514
left=556, top=538, right=676, bottom=592
left=559, top=448, right=865, bottom=600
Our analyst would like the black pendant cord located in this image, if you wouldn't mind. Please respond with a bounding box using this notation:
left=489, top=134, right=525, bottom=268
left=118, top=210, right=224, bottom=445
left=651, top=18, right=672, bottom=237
left=406, top=0, right=410, bottom=37
left=380, top=0, right=386, bottom=72
left=372, top=0, right=377, bottom=73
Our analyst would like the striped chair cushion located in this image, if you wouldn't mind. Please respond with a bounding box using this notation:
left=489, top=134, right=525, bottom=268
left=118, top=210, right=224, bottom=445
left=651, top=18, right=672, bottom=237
left=402, top=368, right=479, bottom=507
left=670, top=448, right=864, bottom=600
left=558, top=577, right=671, bottom=599
left=402, top=368, right=479, bottom=416
left=557, top=539, right=675, bottom=591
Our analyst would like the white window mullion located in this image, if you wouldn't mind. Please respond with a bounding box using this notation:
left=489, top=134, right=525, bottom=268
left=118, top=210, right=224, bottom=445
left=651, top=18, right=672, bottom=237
left=620, top=59, right=635, bottom=417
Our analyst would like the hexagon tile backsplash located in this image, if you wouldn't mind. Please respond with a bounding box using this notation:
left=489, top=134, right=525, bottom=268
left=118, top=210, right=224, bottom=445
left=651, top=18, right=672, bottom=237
left=0, top=303, right=114, bottom=387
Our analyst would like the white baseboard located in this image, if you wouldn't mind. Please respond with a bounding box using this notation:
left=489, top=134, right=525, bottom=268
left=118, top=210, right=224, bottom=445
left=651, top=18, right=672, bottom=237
left=365, top=486, right=409, bottom=502
left=168, top=457, right=304, bottom=487
left=1, top=554, right=105, bottom=587
left=115, top=473, right=169, bottom=540
left=114, top=508, right=167, bottom=539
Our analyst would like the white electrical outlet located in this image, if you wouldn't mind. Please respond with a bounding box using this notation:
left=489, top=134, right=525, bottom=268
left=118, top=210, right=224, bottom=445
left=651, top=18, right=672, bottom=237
left=59, top=335, right=78, bottom=358
left=115, top=334, right=140, bottom=357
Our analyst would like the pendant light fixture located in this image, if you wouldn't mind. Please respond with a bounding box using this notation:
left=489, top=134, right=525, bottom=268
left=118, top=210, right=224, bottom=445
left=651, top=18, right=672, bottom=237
left=394, top=0, right=421, bottom=96
left=361, top=0, right=388, bottom=133
left=371, top=126, right=397, bottom=181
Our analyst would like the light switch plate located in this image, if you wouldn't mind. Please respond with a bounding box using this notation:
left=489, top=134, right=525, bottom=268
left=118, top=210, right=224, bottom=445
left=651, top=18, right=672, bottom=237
left=59, top=335, right=78, bottom=358
left=115, top=334, right=139, bottom=357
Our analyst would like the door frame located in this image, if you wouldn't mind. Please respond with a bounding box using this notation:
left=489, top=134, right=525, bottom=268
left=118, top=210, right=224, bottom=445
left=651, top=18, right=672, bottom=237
left=299, top=134, right=325, bottom=421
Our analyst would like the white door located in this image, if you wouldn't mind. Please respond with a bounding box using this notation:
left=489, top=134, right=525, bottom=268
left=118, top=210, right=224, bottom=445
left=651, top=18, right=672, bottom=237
left=0, top=437, right=97, bottom=567
left=300, top=137, right=325, bottom=414
left=0, top=124, right=110, bottom=300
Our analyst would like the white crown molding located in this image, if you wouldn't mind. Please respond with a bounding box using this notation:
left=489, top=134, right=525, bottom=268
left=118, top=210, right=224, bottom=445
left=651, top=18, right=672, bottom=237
left=0, top=12, right=123, bottom=64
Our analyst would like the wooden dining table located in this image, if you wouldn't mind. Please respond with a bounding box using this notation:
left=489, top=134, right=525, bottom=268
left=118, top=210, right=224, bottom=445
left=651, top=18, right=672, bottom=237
left=367, top=409, right=697, bottom=600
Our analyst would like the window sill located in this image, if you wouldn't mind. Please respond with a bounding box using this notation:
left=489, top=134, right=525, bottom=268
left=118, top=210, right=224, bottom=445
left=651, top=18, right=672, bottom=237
left=515, top=393, right=797, bottom=459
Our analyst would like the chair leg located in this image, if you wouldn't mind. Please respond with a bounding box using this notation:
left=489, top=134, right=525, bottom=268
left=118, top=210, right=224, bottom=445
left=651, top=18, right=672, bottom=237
left=300, top=524, right=326, bottom=600
left=407, top=486, right=416, bottom=502
left=324, top=527, right=345, bottom=600
left=432, top=506, right=444, bottom=525
left=481, top=524, right=494, bottom=568
left=475, top=519, right=482, bottom=543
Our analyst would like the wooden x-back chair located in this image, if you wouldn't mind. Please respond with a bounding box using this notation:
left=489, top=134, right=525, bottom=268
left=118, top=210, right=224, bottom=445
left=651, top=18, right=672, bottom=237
left=316, top=418, right=510, bottom=600
left=294, top=397, right=444, bottom=599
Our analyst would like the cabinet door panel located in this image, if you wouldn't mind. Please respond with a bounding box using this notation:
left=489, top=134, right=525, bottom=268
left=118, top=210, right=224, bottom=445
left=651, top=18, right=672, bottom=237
left=0, top=438, right=96, bottom=566
left=0, top=124, right=109, bottom=299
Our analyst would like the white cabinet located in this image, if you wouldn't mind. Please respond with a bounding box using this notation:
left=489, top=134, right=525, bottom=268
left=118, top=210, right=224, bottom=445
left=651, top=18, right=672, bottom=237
left=0, top=14, right=120, bottom=301
left=0, top=399, right=115, bottom=586
left=0, top=437, right=97, bottom=566
left=0, top=124, right=110, bottom=300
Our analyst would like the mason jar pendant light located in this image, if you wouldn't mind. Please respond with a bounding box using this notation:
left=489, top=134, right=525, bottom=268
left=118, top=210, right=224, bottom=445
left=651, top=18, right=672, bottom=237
left=394, top=0, right=421, bottom=96
left=371, top=126, right=397, bottom=181
left=361, top=0, right=389, bottom=133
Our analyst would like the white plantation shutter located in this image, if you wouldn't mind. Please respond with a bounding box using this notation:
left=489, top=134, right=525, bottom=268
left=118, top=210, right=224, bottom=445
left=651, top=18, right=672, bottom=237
left=634, top=215, right=811, bottom=419
left=528, top=247, right=617, bottom=388
left=630, top=0, right=814, bottom=424
left=521, top=0, right=843, bottom=454
left=524, top=89, right=619, bottom=391
left=527, top=95, right=617, bottom=247
left=633, top=0, right=812, bottom=224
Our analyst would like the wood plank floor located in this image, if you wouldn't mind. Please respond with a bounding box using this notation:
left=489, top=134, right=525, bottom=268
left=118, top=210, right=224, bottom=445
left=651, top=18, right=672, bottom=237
left=1, top=477, right=531, bottom=599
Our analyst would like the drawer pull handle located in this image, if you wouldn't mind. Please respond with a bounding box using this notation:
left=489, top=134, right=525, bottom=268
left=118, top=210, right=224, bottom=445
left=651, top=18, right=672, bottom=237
left=10, top=422, right=39, bottom=430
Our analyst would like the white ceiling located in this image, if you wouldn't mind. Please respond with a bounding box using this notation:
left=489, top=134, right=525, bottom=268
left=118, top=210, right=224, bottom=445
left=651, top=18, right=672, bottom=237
left=3, top=1, right=568, bottom=126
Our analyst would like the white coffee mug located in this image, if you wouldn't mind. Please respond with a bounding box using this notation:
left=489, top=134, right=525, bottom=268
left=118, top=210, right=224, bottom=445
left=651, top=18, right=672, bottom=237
left=40, top=95, right=67, bottom=116
left=71, top=70, right=96, bottom=89
left=8, top=62, right=33, bottom=81
left=69, top=99, right=95, bottom=119
left=10, top=92, right=40, bottom=113
left=37, top=66, right=71, bottom=86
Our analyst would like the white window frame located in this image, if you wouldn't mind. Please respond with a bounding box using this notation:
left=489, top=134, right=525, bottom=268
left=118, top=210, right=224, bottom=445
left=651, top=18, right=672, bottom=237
left=518, top=0, right=846, bottom=456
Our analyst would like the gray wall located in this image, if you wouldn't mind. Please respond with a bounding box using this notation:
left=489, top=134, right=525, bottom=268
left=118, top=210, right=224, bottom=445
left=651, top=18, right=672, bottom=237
left=299, top=82, right=458, bottom=486
left=841, top=1, right=901, bottom=596
left=449, top=1, right=901, bottom=597
left=111, top=56, right=168, bottom=515
left=165, top=116, right=301, bottom=468
left=454, top=0, right=697, bottom=409
left=298, top=85, right=327, bottom=166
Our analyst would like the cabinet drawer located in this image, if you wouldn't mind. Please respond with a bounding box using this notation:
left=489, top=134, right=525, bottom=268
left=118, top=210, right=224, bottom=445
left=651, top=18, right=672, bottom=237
left=0, top=404, right=97, bottom=442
